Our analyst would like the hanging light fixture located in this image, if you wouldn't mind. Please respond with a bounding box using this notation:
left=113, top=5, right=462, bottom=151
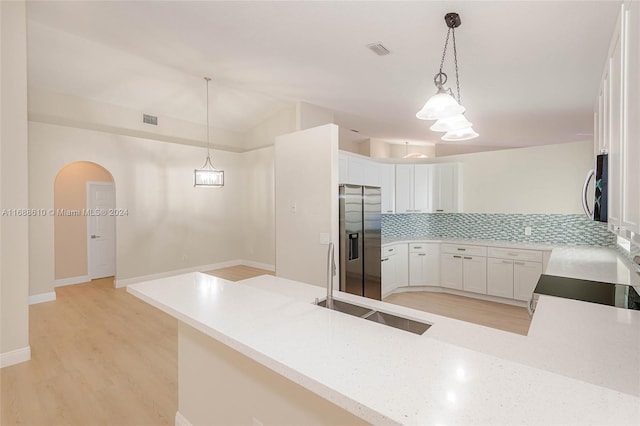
left=194, top=77, right=224, bottom=187
left=416, top=12, right=478, bottom=141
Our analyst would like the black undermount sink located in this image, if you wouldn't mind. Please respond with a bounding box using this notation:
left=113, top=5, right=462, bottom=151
left=316, top=299, right=431, bottom=335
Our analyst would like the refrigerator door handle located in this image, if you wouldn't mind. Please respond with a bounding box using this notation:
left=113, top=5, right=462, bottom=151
left=582, top=169, right=595, bottom=219
left=348, top=233, right=359, bottom=260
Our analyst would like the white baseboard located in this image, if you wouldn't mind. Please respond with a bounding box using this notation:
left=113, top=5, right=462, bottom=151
left=54, top=275, right=91, bottom=287
left=240, top=260, right=276, bottom=272
left=175, top=411, right=193, bottom=426
left=0, top=346, right=31, bottom=368
left=29, top=291, right=56, bottom=305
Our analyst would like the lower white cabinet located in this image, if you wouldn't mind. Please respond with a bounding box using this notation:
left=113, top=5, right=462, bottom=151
left=513, top=261, right=543, bottom=301
left=408, top=243, right=440, bottom=286
left=461, top=256, right=487, bottom=294
left=487, top=249, right=543, bottom=301
left=440, top=254, right=463, bottom=290
left=487, top=258, right=515, bottom=298
left=381, top=244, right=408, bottom=296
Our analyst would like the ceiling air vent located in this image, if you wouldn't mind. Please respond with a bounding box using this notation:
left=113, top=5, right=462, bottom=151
left=366, top=42, right=390, bottom=56
left=143, top=114, right=158, bottom=125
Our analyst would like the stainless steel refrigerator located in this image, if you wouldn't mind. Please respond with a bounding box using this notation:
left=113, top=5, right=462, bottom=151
left=339, top=185, right=381, bottom=300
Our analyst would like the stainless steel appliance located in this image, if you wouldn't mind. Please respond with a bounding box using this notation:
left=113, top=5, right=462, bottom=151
left=582, top=153, right=608, bottom=222
left=339, top=185, right=381, bottom=300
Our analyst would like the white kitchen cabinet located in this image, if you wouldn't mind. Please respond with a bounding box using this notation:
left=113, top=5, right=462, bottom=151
left=338, top=155, right=348, bottom=184
left=513, top=261, right=543, bottom=302
left=487, top=258, right=514, bottom=299
left=430, top=163, right=461, bottom=213
left=440, top=253, right=463, bottom=290
left=408, top=243, right=440, bottom=286
left=608, top=8, right=624, bottom=232
left=487, top=248, right=543, bottom=301
left=381, top=164, right=395, bottom=214
left=462, top=255, right=487, bottom=295
left=621, top=1, right=640, bottom=235
left=381, top=244, right=408, bottom=296
left=395, top=164, right=430, bottom=213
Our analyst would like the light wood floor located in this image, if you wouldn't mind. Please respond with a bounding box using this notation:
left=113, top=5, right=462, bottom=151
left=204, top=265, right=274, bottom=282
left=384, top=291, right=532, bottom=335
left=0, top=266, right=271, bottom=426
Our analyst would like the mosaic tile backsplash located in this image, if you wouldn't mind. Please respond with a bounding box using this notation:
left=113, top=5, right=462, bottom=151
left=382, top=213, right=616, bottom=246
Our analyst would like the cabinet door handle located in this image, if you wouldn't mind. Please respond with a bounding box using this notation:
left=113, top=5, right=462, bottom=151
left=418, top=253, right=426, bottom=256
left=507, top=253, right=518, bottom=256
left=457, top=248, right=466, bottom=251
left=436, top=209, right=444, bottom=212
left=514, top=261, right=526, bottom=265
left=414, top=209, right=422, bottom=212
left=464, top=256, right=472, bottom=260
left=453, top=255, right=462, bottom=259
left=388, top=248, right=394, bottom=252
left=381, top=258, right=389, bottom=262
left=386, top=210, right=394, bottom=213
left=413, top=246, right=422, bottom=249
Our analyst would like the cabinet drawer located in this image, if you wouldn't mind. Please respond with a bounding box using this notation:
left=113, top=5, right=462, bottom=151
left=442, top=244, right=487, bottom=257
left=383, top=245, right=400, bottom=256
left=487, top=247, right=542, bottom=262
left=409, top=243, right=434, bottom=253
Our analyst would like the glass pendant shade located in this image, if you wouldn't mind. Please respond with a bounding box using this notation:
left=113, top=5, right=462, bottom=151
left=430, top=114, right=472, bottom=132
left=441, top=126, right=479, bottom=141
left=416, top=89, right=466, bottom=121
left=194, top=156, right=224, bottom=187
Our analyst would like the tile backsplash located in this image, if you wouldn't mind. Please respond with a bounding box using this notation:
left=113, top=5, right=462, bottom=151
left=382, top=213, right=616, bottom=246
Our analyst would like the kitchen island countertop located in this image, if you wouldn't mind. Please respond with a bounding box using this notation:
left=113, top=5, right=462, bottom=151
left=128, top=272, right=640, bottom=425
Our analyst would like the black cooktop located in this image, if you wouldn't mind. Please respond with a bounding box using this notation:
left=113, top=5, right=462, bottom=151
left=534, top=274, right=640, bottom=311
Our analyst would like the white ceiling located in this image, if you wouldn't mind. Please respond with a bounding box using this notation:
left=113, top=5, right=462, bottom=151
left=26, top=1, right=620, bottom=148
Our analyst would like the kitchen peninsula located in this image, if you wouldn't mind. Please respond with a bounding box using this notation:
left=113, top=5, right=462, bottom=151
left=128, top=269, right=640, bottom=425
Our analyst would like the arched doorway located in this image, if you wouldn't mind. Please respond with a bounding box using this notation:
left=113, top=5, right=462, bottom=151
left=54, top=162, right=116, bottom=285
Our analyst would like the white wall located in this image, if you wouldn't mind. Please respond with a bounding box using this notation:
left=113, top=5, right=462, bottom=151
left=1, top=0, right=30, bottom=364
left=296, top=101, right=335, bottom=131
left=243, top=106, right=296, bottom=151
left=240, top=146, right=275, bottom=267
left=28, top=121, right=246, bottom=296
left=432, top=140, right=593, bottom=214
left=274, top=124, right=339, bottom=287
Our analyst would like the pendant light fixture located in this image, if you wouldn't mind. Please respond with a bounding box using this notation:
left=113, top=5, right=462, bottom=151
left=416, top=12, right=478, bottom=141
left=194, top=77, right=224, bottom=187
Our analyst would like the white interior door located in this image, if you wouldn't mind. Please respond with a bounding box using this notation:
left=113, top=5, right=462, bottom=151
left=88, top=182, right=115, bottom=279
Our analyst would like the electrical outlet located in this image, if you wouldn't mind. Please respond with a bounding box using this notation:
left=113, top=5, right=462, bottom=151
left=524, top=226, right=532, bottom=236
left=319, top=233, right=330, bottom=244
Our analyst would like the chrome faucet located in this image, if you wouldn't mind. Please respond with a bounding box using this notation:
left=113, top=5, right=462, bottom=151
left=326, top=242, right=336, bottom=309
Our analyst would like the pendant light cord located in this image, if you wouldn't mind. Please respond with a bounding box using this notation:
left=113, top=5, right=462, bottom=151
left=205, top=77, right=211, bottom=160
left=452, top=28, right=461, bottom=105
left=438, top=27, right=451, bottom=75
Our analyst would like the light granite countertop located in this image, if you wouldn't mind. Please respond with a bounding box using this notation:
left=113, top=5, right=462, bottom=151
left=128, top=272, right=640, bottom=425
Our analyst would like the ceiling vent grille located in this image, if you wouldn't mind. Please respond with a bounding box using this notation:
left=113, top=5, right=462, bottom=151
left=366, top=42, right=390, bottom=56
left=143, top=114, right=158, bottom=125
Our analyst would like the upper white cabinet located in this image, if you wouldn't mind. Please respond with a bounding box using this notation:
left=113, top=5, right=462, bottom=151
left=380, top=164, right=395, bottom=214
left=395, top=164, right=431, bottom=213
left=338, top=151, right=461, bottom=215
left=600, top=3, right=640, bottom=236
left=429, top=163, right=461, bottom=213
left=339, top=152, right=395, bottom=213
left=621, top=1, right=640, bottom=235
